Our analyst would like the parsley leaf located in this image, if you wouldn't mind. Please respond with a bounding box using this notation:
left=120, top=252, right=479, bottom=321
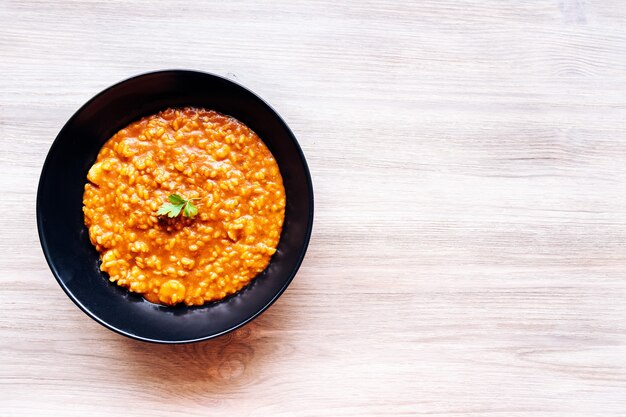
left=156, top=202, right=183, bottom=218
left=157, top=194, right=199, bottom=219
left=168, top=194, right=186, bottom=205
left=183, top=202, right=198, bottom=218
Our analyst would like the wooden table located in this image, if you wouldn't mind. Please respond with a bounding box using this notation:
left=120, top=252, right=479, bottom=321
left=2, top=1, right=626, bottom=415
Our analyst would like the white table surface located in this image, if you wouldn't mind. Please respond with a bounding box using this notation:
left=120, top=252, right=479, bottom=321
left=2, top=1, right=626, bottom=416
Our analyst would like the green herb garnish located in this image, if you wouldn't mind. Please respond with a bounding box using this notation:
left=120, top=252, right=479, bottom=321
left=157, top=194, right=199, bottom=219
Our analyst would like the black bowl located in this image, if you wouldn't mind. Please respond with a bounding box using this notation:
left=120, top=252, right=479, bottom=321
left=37, top=70, right=314, bottom=343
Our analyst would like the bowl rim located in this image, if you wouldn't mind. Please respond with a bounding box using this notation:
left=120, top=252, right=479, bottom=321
left=36, top=69, right=314, bottom=343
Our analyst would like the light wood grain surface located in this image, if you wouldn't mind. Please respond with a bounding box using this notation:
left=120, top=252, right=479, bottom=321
left=2, top=0, right=626, bottom=415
